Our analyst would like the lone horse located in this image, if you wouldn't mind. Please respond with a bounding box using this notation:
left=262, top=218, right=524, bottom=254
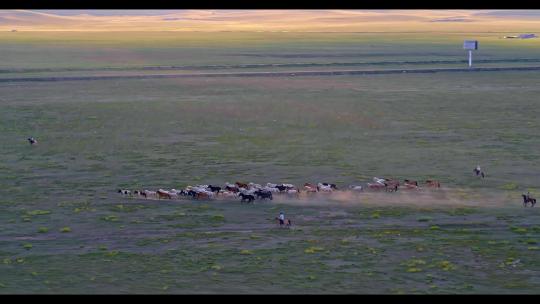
left=522, top=193, right=537, bottom=207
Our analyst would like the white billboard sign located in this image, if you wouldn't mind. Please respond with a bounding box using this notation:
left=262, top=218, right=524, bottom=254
left=463, top=40, right=478, bottom=50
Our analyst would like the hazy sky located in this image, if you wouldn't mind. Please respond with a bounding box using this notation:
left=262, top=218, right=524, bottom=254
left=1, top=10, right=539, bottom=32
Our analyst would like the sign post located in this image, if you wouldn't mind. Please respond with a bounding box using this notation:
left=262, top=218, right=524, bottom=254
left=463, top=40, right=478, bottom=68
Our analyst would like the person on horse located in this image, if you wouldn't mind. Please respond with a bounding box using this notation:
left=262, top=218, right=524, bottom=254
left=278, top=211, right=285, bottom=226
left=474, top=165, right=485, bottom=178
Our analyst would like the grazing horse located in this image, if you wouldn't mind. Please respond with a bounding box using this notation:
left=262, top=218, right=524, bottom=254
left=239, top=193, right=255, bottom=203
left=157, top=190, right=172, bottom=199
left=425, top=180, right=441, bottom=188
left=522, top=193, right=537, bottom=207
left=254, top=190, right=273, bottom=200
left=207, top=185, right=221, bottom=193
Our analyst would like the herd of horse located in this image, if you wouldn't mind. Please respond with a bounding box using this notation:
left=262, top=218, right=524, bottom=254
left=118, top=177, right=444, bottom=203
left=118, top=173, right=536, bottom=207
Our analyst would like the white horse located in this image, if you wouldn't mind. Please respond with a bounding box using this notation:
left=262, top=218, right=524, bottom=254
left=248, top=183, right=263, bottom=190
left=317, top=183, right=334, bottom=192
left=349, top=185, right=364, bottom=192
left=373, top=177, right=386, bottom=185
left=118, top=189, right=131, bottom=195
left=219, top=190, right=238, bottom=198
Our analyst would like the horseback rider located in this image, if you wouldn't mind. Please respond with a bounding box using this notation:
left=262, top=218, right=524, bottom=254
left=474, top=165, right=485, bottom=178
left=474, top=165, right=481, bottom=175
left=278, top=211, right=285, bottom=226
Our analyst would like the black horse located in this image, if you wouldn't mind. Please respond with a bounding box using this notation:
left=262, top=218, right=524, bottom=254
left=474, top=168, right=485, bottom=178
left=321, top=183, right=338, bottom=190
left=275, top=185, right=288, bottom=192
left=522, top=193, right=537, bottom=207
left=186, top=190, right=198, bottom=198
left=239, top=193, right=255, bottom=203
left=207, top=185, right=221, bottom=193
left=254, top=190, right=273, bottom=200
left=118, top=189, right=131, bottom=195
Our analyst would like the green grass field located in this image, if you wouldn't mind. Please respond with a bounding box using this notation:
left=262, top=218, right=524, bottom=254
left=0, top=32, right=539, bottom=294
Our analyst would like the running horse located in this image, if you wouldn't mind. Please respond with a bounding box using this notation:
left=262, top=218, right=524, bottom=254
left=403, top=179, right=418, bottom=186
left=403, top=179, right=419, bottom=190
left=235, top=182, right=249, bottom=190
left=156, top=189, right=173, bottom=199
left=425, top=180, right=441, bottom=188
left=304, top=183, right=318, bottom=193
left=239, top=193, right=255, bottom=204
left=367, top=183, right=386, bottom=191
left=385, top=179, right=400, bottom=192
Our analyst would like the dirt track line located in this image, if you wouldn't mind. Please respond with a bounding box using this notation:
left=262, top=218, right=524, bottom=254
left=2, top=58, right=540, bottom=73
left=2, top=66, right=540, bottom=83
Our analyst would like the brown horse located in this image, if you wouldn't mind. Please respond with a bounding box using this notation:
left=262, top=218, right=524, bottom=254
left=304, top=183, right=318, bottom=193
left=275, top=217, right=292, bottom=227
left=367, top=183, right=386, bottom=191
left=195, top=192, right=211, bottom=200
left=157, top=190, right=172, bottom=199
left=404, top=179, right=418, bottom=186
left=225, top=185, right=239, bottom=193
left=402, top=183, right=419, bottom=190
left=385, top=183, right=399, bottom=192
left=425, top=180, right=441, bottom=188
left=235, top=182, right=249, bottom=189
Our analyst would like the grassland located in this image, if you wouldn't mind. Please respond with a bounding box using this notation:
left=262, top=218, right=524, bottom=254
left=0, top=32, right=539, bottom=293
